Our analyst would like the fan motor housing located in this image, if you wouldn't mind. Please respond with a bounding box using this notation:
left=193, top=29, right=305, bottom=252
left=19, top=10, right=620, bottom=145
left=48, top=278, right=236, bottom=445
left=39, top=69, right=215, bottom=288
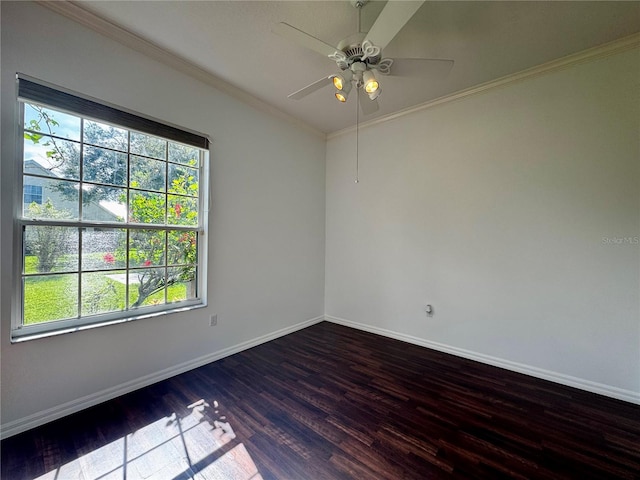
left=337, top=33, right=381, bottom=68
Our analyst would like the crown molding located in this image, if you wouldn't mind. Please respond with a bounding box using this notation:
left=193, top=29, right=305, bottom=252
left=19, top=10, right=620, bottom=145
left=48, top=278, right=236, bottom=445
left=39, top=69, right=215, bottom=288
left=328, top=32, right=640, bottom=139
left=37, top=1, right=327, bottom=140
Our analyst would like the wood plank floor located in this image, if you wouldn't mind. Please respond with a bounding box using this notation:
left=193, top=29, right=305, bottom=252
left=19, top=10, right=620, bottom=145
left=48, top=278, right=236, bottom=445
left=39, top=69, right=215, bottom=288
left=2, top=321, right=639, bottom=479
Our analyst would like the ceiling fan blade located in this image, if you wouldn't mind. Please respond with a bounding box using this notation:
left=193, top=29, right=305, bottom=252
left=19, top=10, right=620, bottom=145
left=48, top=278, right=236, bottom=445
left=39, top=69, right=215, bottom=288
left=359, top=90, right=379, bottom=116
left=363, top=1, right=425, bottom=51
left=387, top=58, right=454, bottom=78
left=288, top=76, right=333, bottom=100
left=272, top=22, right=337, bottom=57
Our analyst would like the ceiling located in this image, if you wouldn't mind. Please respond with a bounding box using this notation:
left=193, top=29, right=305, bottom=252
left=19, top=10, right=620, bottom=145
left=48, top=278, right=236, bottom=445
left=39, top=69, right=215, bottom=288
left=73, top=1, right=640, bottom=134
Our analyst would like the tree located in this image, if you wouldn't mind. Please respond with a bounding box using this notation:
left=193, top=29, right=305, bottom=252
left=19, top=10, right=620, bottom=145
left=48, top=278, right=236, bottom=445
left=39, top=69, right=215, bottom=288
left=124, top=227, right=197, bottom=307
left=25, top=200, right=73, bottom=273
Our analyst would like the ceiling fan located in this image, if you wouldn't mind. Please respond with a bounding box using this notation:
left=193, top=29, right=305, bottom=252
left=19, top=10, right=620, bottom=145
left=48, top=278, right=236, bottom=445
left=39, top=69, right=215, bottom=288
left=273, top=0, right=454, bottom=116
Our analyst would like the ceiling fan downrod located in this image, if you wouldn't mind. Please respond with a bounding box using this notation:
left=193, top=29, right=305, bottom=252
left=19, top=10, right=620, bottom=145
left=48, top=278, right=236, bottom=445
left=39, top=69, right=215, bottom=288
left=351, top=0, right=368, bottom=33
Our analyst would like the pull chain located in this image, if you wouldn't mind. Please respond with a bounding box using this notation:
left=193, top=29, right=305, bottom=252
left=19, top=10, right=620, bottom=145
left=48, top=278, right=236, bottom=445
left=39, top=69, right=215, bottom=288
left=355, top=1, right=363, bottom=184
left=355, top=92, right=359, bottom=184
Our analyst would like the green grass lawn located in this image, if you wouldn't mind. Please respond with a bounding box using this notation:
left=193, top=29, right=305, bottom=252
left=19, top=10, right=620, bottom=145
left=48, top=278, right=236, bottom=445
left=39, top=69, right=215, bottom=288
left=24, top=275, right=78, bottom=323
left=23, top=255, right=39, bottom=274
left=23, top=257, right=189, bottom=325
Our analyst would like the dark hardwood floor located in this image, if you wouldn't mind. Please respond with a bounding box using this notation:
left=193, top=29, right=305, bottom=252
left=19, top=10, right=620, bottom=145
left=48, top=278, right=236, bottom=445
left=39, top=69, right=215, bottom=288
left=2, top=321, right=639, bottom=479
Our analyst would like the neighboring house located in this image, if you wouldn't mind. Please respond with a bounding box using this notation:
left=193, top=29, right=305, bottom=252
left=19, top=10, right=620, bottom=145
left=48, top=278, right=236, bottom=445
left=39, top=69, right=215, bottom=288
left=23, top=159, right=120, bottom=222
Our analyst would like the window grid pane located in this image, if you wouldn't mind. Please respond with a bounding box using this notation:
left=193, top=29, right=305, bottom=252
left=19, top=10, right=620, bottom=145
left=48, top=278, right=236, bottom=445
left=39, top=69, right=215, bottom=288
left=20, top=99, right=204, bottom=331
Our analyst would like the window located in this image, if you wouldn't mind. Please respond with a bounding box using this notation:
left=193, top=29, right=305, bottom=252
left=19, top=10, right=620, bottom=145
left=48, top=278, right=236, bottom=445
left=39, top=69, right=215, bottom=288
left=23, top=184, right=43, bottom=205
left=13, top=76, right=210, bottom=341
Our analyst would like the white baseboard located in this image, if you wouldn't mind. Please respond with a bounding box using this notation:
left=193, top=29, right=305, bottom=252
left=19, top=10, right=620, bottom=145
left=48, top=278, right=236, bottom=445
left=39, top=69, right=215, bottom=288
left=325, top=315, right=640, bottom=405
left=0, top=315, right=324, bottom=440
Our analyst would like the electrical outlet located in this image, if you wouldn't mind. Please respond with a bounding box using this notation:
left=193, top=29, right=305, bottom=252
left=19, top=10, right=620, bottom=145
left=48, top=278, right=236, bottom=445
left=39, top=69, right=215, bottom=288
left=210, top=314, right=218, bottom=326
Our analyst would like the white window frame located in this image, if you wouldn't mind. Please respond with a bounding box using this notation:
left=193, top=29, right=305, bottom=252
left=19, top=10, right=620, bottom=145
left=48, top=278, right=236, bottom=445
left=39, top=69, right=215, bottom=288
left=11, top=75, right=210, bottom=342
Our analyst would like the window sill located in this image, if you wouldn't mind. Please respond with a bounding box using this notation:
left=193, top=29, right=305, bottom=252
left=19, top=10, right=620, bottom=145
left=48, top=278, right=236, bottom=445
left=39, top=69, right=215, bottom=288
left=11, top=303, right=206, bottom=343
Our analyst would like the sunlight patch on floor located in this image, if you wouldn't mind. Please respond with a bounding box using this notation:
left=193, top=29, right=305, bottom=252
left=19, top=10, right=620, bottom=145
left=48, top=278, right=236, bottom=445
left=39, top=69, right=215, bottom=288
left=194, top=443, right=263, bottom=480
left=33, top=399, right=262, bottom=480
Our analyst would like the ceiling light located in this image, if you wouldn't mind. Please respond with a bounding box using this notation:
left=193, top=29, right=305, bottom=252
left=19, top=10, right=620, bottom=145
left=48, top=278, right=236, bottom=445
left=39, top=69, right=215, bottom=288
left=334, top=80, right=352, bottom=102
left=362, top=70, right=379, bottom=94
left=368, top=86, right=381, bottom=100
left=332, top=70, right=353, bottom=91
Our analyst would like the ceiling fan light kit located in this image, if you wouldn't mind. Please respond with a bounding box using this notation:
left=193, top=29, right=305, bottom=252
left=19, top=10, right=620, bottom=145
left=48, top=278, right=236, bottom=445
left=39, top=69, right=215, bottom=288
left=368, top=86, right=381, bottom=101
left=332, top=69, right=353, bottom=91
left=330, top=48, right=380, bottom=103
left=362, top=70, right=379, bottom=94
left=335, top=80, right=352, bottom=102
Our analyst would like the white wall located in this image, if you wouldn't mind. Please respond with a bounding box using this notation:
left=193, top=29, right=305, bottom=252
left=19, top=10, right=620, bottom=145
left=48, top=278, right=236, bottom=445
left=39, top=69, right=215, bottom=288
left=326, top=47, right=640, bottom=398
left=1, top=2, right=325, bottom=432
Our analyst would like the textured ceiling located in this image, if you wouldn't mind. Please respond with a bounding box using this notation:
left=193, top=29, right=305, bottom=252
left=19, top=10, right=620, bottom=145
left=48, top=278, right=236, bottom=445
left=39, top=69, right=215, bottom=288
left=76, top=1, right=640, bottom=134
